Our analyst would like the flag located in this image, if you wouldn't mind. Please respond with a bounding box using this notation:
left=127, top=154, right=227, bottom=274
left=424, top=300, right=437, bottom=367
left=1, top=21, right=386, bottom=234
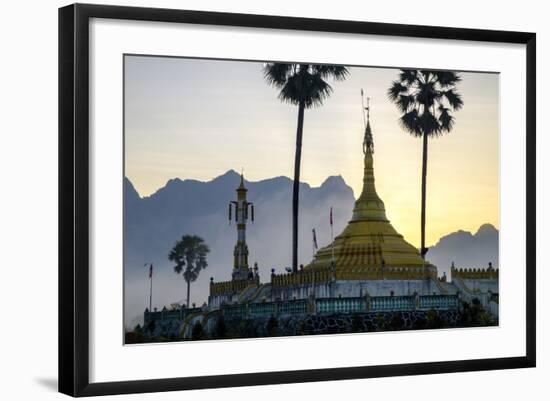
left=149, top=264, right=153, bottom=278
left=312, top=228, right=318, bottom=250
left=330, top=207, right=333, bottom=226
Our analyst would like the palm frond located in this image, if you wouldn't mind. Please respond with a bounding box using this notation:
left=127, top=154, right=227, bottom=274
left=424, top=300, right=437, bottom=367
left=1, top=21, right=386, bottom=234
left=276, top=74, right=303, bottom=105
left=400, top=109, right=422, bottom=137
left=399, top=69, right=418, bottom=85
left=416, top=81, right=438, bottom=106
left=184, top=270, right=198, bottom=283
left=419, top=110, right=441, bottom=137
left=438, top=105, right=455, bottom=132
left=389, top=69, right=462, bottom=142
left=263, top=63, right=293, bottom=87
left=304, top=73, right=333, bottom=108
left=442, top=89, right=464, bottom=110
left=277, top=71, right=333, bottom=107
left=264, top=63, right=348, bottom=107
left=397, top=94, right=415, bottom=112
left=388, top=81, right=408, bottom=101
left=434, top=71, right=462, bottom=88
left=313, top=65, right=350, bottom=81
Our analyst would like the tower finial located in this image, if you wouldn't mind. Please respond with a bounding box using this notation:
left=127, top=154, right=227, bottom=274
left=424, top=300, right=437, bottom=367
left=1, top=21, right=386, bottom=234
left=361, top=90, right=373, bottom=154
left=360, top=89, right=371, bottom=127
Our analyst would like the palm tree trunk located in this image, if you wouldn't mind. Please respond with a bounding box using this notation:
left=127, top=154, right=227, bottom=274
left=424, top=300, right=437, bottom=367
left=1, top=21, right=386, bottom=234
left=420, top=130, right=428, bottom=259
left=186, top=279, right=191, bottom=308
left=292, top=101, right=305, bottom=272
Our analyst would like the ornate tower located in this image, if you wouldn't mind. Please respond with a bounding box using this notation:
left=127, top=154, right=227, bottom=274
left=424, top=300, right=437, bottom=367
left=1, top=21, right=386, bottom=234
left=229, top=172, right=255, bottom=281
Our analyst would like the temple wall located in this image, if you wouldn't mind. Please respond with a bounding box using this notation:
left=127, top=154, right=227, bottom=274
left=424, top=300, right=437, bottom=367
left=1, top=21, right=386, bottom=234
left=462, top=278, right=499, bottom=294
left=207, top=279, right=498, bottom=318
left=271, top=279, right=440, bottom=301
left=208, top=293, right=240, bottom=309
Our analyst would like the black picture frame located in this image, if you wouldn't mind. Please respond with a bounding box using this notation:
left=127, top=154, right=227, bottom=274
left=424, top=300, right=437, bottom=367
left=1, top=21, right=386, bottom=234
left=58, top=3, right=536, bottom=397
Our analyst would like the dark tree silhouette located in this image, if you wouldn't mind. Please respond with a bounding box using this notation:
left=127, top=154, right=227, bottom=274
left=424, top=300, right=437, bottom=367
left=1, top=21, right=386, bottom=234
left=263, top=63, right=349, bottom=271
left=191, top=322, right=205, bottom=340
left=168, top=235, right=209, bottom=308
left=214, top=315, right=227, bottom=339
left=388, top=70, right=463, bottom=259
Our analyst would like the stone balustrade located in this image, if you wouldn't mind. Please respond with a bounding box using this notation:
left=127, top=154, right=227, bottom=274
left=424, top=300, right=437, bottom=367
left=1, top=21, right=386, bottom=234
left=271, top=268, right=333, bottom=287
left=144, top=306, right=203, bottom=324
left=451, top=266, right=499, bottom=280
left=209, top=276, right=259, bottom=296
left=219, top=294, right=460, bottom=320
left=270, top=264, right=437, bottom=287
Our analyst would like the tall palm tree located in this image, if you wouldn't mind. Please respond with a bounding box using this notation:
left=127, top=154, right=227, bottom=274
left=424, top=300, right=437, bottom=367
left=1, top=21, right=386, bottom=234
left=168, top=235, right=210, bottom=308
left=388, top=69, right=463, bottom=259
left=263, top=63, right=349, bottom=272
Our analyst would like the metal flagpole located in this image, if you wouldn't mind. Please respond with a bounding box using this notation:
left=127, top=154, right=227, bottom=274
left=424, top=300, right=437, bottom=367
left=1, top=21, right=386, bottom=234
left=312, top=232, right=315, bottom=259
left=330, top=207, right=335, bottom=266
left=312, top=228, right=317, bottom=259
left=311, top=228, right=317, bottom=298
left=148, top=263, right=153, bottom=312
left=361, top=88, right=367, bottom=126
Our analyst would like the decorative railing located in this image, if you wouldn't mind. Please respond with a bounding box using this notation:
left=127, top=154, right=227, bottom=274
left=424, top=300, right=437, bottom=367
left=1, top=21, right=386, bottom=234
left=370, top=296, right=416, bottom=311
left=271, top=268, right=333, bottom=287
left=451, top=266, right=499, bottom=280
left=249, top=302, right=277, bottom=318
left=144, top=306, right=203, bottom=323
left=278, top=299, right=308, bottom=316
left=210, top=277, right=259, bottom=296
left=316, top=297, right=366, bottom=314
left=271, top=265, right=437, bottom=287
left=419, top=295, right=459, bottom=310
left=222, top=304, right=249, bottom=320
left=219, top=294, right=459, bottom=320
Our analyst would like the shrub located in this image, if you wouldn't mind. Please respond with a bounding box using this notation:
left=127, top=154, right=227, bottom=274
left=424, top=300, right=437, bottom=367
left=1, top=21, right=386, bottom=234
left=266, top=316, right=279, bottom=337
left=375, top=313, right=387, bottom=331
left=214, top=316, right=227, bottom=339
left=389, top=312, right=404, bottom=330
left=426, top=309, right=442, bottom=329
left=351, top=314, right=364, bottom=333
left=191, top=322, right=205, bottom=340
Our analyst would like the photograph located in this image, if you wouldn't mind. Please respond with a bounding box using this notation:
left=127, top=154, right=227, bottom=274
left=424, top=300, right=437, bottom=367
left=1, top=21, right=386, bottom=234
left=0, top=0, right=541, bottom=399
left=123, top=56, right=500, bottom=343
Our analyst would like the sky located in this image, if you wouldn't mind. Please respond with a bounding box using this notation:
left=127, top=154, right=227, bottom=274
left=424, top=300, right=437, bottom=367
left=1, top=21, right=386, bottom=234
left=124, top=55, right=499, bottom=248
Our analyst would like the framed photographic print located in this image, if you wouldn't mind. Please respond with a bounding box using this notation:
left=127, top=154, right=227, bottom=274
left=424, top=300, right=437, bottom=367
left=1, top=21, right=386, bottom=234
left=58, top=3, right=536, bottom=397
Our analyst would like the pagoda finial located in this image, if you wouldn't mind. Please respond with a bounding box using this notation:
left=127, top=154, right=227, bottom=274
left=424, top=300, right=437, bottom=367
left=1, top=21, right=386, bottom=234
left=361, top=89, right=374, bottom=154
left=238, top=168, right=246, bottom=189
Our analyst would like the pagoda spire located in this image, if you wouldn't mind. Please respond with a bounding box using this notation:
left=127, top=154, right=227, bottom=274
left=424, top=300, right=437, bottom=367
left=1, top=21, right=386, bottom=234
left=352, top=95, right=387, bottom=222
left=303, top=92, right=432, bottom=274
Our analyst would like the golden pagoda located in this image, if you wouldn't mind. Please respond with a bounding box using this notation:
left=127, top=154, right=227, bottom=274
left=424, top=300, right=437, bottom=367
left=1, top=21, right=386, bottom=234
left=306, top=98, right=436, bottom=280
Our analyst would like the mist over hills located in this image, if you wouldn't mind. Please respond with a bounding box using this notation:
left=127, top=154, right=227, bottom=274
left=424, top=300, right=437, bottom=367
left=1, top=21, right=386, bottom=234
left=124, top=170, right=498, bottom=327
left=427, top=223, right=499, bottom=279
left=124, top=170, right=355, bottom=327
